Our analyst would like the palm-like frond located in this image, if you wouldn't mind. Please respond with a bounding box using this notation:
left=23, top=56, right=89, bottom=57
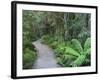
left=71, top=39, right=83, bottom=54
left=71, top=55, right=86, bottom=67
left=84, top=38, right=91, bottom=51
left=54, top=38, right=91, bottom=67
left=84, top=48, right=91, bottom=55
left=65, top=47, right=80, bottom=57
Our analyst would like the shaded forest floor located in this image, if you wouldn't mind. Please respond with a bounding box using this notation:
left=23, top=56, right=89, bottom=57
left=32, top=40, right=60, bottom=69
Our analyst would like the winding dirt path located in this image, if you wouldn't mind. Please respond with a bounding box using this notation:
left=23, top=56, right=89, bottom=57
left=32, top=40, right=60, bottom=69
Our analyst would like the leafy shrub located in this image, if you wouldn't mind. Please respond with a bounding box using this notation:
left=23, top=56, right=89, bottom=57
left=64, top=47, right=80, bottom=57
left=23, top=48, right=37, bottom=69
left=54, top=46, right=65, bottom=55
left=41, top=35, right=51, bottom=44
left=57, top=54, right=76, bottom=67
left=54, top=38, right=91, bottom=67
left=41, top=33, right=91, bottom=67
left=41, top=35, right=60, bottom=45
left=70, top=38, right=91, bottom=67
left=50, top=41, right=58, bottom=49
left=84, top=38, right=91, bottom=52
left=70, top=55, right=86, bottom=67
left=71, top=39, right=83, bottom=54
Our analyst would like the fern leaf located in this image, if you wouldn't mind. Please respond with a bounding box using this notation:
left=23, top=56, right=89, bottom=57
left=71, top=39, right=83, bottom=54
left=65, top=47, right=80, bottom=57
left=57, top=57, right=65, bottom=66
left=84, top=48, right=91, bottom=55
left=64, top=54, right=77, bottom=60
left=71, top=55, right=86, bottom=67
left=84, top=38, right=91, bottom=51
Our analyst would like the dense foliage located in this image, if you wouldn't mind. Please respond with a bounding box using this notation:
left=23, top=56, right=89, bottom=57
left=41, top=35, right=91, bottom=67
left=23, top=10, right=91, bottom=68
left=23, top=10, right=37, bottom=69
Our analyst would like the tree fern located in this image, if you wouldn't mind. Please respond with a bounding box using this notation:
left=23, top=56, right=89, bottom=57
left=65, top=47, right=80, bottom=57
left=57, top=57, right=65, bottom=67
left=65, top=38, right=90, bottom=67
left=71, top=39, right=83, bottom=54
left=64, top=54, right=77, bottom=60
left=84, top=38, right=91, bottom=51
left=84, top=48, right=91, bottom=55
left=71, top=55, right=86, bottom=67
left=54, top=38, right=90, bottom=67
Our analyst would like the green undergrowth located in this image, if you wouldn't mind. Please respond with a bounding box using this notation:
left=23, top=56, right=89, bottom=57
left=23, top=44, right=37, bottom=69
left=41, top=35, right=91, bottom=67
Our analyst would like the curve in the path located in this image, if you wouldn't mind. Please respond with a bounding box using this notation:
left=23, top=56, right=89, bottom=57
left=32, top=40, right=60, bottom=69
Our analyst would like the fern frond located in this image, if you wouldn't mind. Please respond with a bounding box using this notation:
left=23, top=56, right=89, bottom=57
left=65, top=47, right=80, bottom=57
left=84, top=48, right=91, bottom=55
left=71, top=55, right=86, bottom=67
left=64, top=54, right=77, bottom=60
left=57, top=57, right=65, bottom=66
left=84, top=38, right=91, bottom=51
left=71, top=39, right=83, bottom=54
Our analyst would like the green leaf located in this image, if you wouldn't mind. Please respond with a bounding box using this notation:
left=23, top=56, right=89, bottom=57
left=57, top=57, right=65, bottom=66
left=84, top=48, right=91, bottom=55
left=84, top=38, right=91, bottom=51
left=71, top=55, right=86, bottom=67
left=71, top=39, right=83, bottom=54
left=65, top=47, right=80, bottom=57
left=64, top=54, right=75, bottom=59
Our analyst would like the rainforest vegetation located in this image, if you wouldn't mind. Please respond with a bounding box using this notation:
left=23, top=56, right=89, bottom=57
left=23, top=10, right=91, bottom=69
